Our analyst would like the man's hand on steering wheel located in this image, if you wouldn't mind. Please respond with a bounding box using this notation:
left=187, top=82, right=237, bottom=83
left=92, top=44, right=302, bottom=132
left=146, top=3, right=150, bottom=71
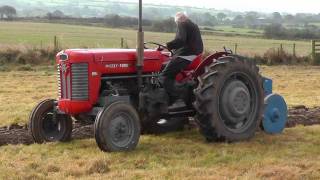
left=144, top=42, right=173, bottom=54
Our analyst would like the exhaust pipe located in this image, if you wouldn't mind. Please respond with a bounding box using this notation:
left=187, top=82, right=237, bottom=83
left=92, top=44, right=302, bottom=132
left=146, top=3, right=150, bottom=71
left=137, top=0, right=144, bottom=90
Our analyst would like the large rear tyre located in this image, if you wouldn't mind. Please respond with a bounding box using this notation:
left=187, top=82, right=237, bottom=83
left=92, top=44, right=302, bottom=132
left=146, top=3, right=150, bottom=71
left=194, top=55, right=264, bottom=142
left=94, top=101, right=141, bottom=152
left=29, top=99, right=73, bottom=143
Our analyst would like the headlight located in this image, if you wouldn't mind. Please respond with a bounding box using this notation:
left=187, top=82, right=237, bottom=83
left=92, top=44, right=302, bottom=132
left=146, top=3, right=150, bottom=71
left=59, top=53, right=69, bottom=61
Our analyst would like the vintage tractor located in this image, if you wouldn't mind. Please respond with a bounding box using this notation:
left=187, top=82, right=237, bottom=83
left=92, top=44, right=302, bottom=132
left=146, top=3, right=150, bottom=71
left=28, top=44, right=288, bottom=151
left=29, top=2, right=288, bottom=152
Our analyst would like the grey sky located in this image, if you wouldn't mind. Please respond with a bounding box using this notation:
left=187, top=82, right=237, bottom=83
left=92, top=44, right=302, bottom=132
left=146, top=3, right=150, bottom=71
left=116, top=0, right=320, bottom=14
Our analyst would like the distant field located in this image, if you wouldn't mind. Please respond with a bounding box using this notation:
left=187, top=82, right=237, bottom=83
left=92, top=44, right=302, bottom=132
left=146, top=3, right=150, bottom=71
left=0, top=66, right=319, bottom=127
left=0, top=21, right=312, bottom=56
left=211, top=25, right=263, bottom=36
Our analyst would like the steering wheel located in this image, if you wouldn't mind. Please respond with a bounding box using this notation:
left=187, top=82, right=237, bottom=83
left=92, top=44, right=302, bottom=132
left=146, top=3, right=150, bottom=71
left=144, top=42, right=173, bottom=54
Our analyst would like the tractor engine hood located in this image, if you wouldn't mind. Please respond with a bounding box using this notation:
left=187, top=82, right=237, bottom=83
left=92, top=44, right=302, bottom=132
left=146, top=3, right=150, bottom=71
left=56, top=49, right=167, bottom=74
left=57, top=49, right=163, bottom=63
left=91, top=49, right=165, bottom=74
left=91, top=49, right=162, bottom=62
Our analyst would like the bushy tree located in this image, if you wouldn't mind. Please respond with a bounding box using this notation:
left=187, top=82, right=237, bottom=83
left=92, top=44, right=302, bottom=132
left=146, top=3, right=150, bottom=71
left=217, top=12, right=227, bottom=23
left=271, top=12, right=282, bottom=24
left=151, top=18, right=176, bottom=33
left=264, top=23, right=286, bottom=38
left=0, top=5, right=17, bottom=20
left=244, top=12, right=259, bottom=28
left=203, top=12, right=217, bottom=26
left=103, top=14, right=151, bottom=28
left=232, top=15, right=245, bottom=27
left=264, top=23, right=320, bottom=39
left=284, top=14, right=294, bottom=23
left=47, top=10, right=65, bottom=20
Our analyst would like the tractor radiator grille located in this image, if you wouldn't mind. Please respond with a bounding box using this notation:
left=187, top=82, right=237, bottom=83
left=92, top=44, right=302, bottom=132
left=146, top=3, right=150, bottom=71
left=57, top=65, right=62, bottom=98
left=71, top=63, right=89, bottom=100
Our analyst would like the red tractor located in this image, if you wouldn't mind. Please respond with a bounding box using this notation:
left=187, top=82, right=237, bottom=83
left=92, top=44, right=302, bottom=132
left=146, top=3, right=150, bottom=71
left=29, top=43, right=288, bottom=152
left=29, top=2, right=288, bottom=152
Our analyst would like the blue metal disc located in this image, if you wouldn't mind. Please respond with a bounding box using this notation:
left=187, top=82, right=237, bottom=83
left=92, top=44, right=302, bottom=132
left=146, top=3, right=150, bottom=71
left=263, top=94, right=288, bottom=134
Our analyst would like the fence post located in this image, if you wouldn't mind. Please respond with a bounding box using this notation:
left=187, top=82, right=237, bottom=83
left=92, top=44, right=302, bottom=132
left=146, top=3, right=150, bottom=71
left=54, top=36, right=58, bottom=52
left=280, top=43, right=283, bottom=52
left=293, top=43, right=296, bottom=57
left=234, top=43, right=238, bottom=54
left=312, top=40, right=316, bottom=64
left=121, top=38, right=124, bottom=48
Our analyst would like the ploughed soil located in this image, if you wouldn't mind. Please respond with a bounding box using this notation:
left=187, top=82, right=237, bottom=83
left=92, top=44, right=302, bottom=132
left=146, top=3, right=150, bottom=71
left=0, top=106, right=320, bottom=146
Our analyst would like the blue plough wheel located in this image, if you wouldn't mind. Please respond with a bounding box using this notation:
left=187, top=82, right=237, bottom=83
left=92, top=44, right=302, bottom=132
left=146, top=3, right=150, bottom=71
left=262, top=94, right=288, bottom=134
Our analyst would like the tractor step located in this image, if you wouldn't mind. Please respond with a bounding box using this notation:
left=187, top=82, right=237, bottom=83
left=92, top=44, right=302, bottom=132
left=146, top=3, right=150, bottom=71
left=163, top=100, right=195, bottom=118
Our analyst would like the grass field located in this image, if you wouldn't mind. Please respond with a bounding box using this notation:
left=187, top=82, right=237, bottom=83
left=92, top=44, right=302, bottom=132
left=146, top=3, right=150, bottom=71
left=0, top=66, right=319, bottom=178
left=211, top=25, right=263, bottom=36
left=0, top=21, right=312, bottom=56
left=0, top=125, right=320, bottom=179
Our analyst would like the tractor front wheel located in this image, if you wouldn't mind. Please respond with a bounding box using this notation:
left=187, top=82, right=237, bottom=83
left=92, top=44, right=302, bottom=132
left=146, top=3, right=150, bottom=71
left=94, top=101, right=141, bottom=152
left=29, top=99, right=73, bottom=143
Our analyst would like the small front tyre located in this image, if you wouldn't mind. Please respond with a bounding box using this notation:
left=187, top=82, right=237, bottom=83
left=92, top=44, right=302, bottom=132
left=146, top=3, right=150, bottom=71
left=94, top=101, right=141, bottom=152
left=29, top=99, right=73, bottom=143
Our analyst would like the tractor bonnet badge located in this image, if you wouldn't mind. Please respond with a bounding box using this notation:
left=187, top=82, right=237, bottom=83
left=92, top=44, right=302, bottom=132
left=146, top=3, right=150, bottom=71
left=106, top=64, right=130, bottom=68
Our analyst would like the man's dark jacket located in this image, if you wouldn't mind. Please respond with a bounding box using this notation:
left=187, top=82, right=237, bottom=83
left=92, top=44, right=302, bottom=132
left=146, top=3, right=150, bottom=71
left=166, top=19, right=203, bottom=56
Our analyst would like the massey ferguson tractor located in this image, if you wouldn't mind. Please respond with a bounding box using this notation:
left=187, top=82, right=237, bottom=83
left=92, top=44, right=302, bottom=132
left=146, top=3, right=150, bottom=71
left=29, top=2, right=288, bottom=152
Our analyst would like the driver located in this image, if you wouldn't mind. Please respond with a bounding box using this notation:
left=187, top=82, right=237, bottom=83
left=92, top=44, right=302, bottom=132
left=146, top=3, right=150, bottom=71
left=161, top=12, right=204, bottom=103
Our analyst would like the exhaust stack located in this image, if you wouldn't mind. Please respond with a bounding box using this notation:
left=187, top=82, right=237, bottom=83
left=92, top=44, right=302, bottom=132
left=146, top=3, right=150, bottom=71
left=137, top=0, right=144, bottom=89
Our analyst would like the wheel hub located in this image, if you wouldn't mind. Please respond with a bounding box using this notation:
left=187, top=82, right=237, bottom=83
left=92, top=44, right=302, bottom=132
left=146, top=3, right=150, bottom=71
left=110, top=114, right=132, bottom=145
left=114, top=122, right=128, bottom=140
left=42, top=113, right=62, bottom=140
left=221, top=80, right=251, bottom=124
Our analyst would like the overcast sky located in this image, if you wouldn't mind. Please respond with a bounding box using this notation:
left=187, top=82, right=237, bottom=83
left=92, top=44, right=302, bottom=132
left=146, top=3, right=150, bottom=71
left=117, top=0, right=320, bottom=14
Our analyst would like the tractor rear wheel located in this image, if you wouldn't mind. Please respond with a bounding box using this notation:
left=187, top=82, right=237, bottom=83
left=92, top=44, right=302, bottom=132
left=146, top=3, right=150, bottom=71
left=194, top=55, right=264, bottom=142
left=29, top=99, right=73, bottom=143
left=94, top=101, right=141, bottom=152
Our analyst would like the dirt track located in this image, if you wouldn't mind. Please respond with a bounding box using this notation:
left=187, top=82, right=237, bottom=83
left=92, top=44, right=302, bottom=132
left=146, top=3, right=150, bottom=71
left=0, top=106, right=320, bottom=146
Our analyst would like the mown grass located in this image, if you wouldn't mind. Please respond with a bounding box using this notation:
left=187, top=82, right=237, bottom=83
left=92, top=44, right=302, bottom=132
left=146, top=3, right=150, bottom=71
left=0, top=21, right=312, bottom=56
left=0, top=126, right=320, bottom=179
left=0, top=66, right=319, bottom=127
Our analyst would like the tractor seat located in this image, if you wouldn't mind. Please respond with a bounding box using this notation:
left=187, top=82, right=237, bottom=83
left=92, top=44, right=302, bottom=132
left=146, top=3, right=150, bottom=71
left=184, top=54, right=202, bottom=71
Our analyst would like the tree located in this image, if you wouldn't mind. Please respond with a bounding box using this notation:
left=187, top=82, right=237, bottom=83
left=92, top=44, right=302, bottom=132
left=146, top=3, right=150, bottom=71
left=232, top=15, right=245, bottom=27
left=105, top=14, right=123, bottom=27
left=0, top=5, right=17, bottom=20
left=47, top=10, right=65, bottom=20
left=151, top=18, right=176, bottom=33
left=245, top=11, right=259, bottom=28
left=264, top=23, right=286, bottom=38
left=271, top=12, right=282, bottom=24
left=217, top=12, right=227, bottom=23
left=203, top=12, right=217, bottom=26
left=284, top=14, right=294, bottom=23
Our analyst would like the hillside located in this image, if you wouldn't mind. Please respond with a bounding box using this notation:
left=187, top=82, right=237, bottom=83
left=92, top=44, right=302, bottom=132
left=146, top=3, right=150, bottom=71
left=0, top=0, right=228, bottom=19
left=0, top=22, right=311, bottom=56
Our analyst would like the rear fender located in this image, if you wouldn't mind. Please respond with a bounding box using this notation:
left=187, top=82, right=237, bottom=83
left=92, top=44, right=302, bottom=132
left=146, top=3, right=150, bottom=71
left=193, top=52, right=229, bottom=78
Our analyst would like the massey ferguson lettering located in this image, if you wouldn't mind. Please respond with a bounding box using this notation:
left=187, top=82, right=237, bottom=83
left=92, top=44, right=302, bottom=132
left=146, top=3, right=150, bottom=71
left=105, top=64, right=130, bottom=68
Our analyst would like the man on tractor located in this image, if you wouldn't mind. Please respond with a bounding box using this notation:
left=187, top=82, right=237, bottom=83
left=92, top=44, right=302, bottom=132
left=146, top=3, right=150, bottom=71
left=161, top=12, right=204, bottom=103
